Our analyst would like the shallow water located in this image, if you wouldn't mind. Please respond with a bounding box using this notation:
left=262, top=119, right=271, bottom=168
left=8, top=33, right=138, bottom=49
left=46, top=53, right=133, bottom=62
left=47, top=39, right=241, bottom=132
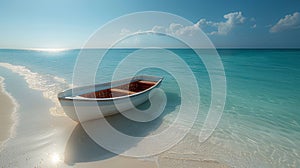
left=0, top=49, right=299, bottom=167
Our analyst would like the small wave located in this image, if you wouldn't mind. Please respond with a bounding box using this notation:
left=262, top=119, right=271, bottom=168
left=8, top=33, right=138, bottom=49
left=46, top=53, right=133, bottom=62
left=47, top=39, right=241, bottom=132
left=0, top=62, right=71, bottom=116
left=0, top=76, right=19, bottom=150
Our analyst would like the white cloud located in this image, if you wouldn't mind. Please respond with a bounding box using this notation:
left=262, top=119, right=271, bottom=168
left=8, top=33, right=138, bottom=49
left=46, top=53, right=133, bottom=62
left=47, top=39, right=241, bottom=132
left=151, top=23, right=199, bottom=36
left=167, top=23, right=199, bottom=36
left=270, top=12, right=300, bottom=33
left=251, top=24, right=257, bottom=29
left=121, top=11, right=246, bottom=37
left=151, top=25, right=165, bottom=33
left=197, top=11, right=246, bottom=35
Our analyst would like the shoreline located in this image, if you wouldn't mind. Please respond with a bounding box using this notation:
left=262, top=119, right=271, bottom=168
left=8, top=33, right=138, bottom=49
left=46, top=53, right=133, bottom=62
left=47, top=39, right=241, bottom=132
left=0, top=64, right=231, bottom=168
left=0, top=76, right=18, bottom=146
left=0, top=62, right=70, bottom=117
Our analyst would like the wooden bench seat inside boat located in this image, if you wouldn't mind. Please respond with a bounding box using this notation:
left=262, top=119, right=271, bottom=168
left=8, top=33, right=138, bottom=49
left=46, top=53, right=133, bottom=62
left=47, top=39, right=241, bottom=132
left=80, top=80, right=157, bottom=98
left=137, top=80, right=157, bottom=85
left=110, top=88, right=136, bottom=95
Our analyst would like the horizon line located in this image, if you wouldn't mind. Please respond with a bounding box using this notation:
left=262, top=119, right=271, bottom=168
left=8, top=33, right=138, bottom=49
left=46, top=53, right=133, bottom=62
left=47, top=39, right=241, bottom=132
left=0, top=47, right=300, bottom=51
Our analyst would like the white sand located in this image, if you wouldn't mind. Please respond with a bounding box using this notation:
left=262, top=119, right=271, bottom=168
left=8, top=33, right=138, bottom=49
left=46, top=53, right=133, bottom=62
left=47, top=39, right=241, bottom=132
left=0, top=71, right=230, bottom=168
left=74, top=156, right=157, bottom=168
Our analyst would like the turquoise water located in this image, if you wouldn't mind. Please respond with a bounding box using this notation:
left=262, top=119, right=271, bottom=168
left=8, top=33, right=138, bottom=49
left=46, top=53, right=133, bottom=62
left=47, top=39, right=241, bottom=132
left=0, top=49, right=299, bottom=167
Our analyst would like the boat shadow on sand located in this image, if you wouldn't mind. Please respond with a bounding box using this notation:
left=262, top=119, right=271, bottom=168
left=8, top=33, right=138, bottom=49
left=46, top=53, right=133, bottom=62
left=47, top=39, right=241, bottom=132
left=64, top=92, right=181, bottom=165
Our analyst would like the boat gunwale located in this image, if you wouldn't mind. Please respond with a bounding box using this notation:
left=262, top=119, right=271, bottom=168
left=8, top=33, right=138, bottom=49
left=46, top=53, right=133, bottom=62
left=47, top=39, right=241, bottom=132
left=58, top=76, right=163, bottom=102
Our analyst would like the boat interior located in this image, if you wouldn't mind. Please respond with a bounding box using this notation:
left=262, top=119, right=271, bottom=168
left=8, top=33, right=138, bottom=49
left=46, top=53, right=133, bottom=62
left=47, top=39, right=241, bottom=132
left=79, top=80, right=157, bottom=98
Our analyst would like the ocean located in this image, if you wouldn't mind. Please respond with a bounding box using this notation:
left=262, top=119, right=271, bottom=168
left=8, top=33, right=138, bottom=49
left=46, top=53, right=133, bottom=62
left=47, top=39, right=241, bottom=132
left=0, top=49, right=299, bottom=167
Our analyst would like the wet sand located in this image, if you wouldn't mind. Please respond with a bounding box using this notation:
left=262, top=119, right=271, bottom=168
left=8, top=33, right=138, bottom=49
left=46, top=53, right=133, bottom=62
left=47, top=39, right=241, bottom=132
left=0, top=77, right=17, bottom=144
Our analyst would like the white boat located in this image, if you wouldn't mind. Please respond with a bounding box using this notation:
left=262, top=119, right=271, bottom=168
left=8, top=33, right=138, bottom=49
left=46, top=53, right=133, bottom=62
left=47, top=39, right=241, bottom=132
left=58, top=75, right=163, bottom=122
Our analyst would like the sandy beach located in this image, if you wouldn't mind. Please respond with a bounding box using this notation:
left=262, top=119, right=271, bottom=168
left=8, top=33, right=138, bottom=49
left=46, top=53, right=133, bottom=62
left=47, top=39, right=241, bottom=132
left=0, top=64, right=231, bottom=168
left=0, top=71, right=156, bottom=168
left=0, top=77, right=17, bottom=144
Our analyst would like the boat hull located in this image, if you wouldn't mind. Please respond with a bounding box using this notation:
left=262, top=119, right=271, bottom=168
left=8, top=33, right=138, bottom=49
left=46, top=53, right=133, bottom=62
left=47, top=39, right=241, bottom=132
left=59, top=90, right=151, bottom=122
left=58, top=76, right=162, bottom=122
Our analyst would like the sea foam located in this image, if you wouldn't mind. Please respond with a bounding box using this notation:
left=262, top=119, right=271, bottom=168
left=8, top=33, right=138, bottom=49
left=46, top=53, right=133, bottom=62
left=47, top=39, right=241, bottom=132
left=0, top=62, right=71, bottom=116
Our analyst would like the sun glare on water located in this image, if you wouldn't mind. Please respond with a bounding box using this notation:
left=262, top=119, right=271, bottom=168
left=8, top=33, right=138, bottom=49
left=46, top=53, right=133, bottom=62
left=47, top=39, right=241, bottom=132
left=30, top=48, right=67, bottom=52
left=51, top=153, right=61, bottom=164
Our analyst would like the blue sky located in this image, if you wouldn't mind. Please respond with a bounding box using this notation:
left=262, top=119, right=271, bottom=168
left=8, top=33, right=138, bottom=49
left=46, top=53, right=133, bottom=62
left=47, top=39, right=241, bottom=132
left=0, top=0, right=300, bottom=49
